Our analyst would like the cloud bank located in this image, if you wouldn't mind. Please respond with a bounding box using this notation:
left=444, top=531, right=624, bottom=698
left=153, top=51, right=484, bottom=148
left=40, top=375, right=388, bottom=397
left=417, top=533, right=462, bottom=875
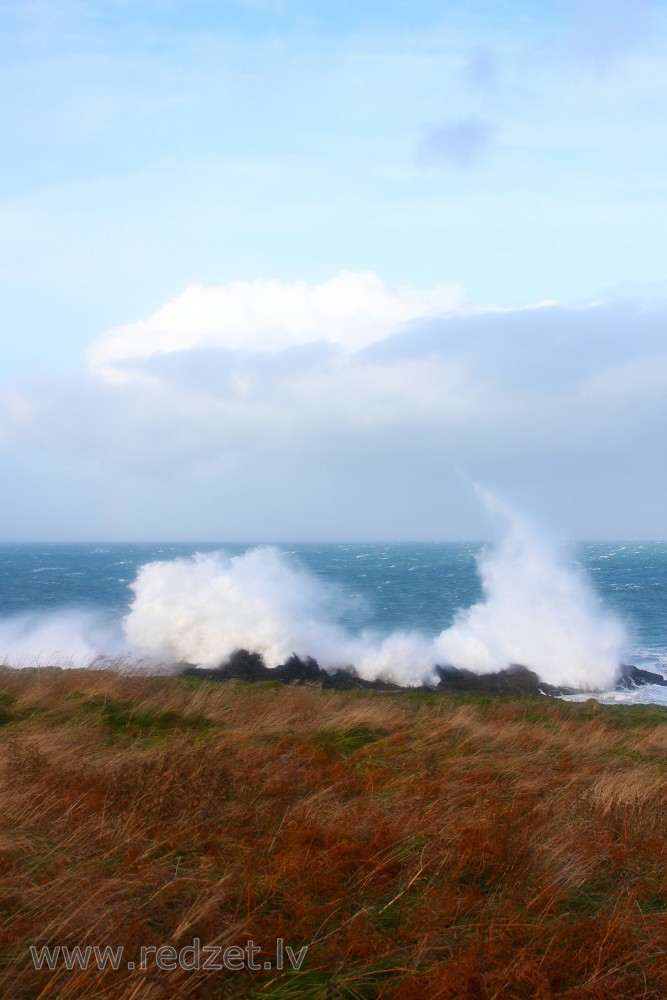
left=1, top=272, right=666, bottom=540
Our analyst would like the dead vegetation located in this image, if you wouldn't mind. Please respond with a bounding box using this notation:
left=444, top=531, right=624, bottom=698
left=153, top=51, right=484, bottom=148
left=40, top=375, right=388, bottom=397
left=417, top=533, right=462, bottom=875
left=0, top=664, right=665, bottom=999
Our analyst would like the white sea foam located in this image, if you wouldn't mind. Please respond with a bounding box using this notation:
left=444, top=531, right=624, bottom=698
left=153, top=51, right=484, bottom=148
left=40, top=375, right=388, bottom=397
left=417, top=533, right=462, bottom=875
left=563, top=685, right=667, bottom=707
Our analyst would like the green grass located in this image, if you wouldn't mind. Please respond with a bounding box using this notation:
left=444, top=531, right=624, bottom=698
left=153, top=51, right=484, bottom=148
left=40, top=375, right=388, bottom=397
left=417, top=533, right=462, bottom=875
left=314, top=725, right=389, bottom=758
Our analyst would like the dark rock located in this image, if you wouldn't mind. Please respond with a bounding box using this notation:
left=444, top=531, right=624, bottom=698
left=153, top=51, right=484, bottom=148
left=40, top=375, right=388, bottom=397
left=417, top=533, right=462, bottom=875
left=321, top=669, right=404, bottom=692
left=180, top=652, right=565, bottom=696
left=616, top=664, right=667, bottom=690
left=179, top=651, right=667, bottom=698
left=180, top=649, right=269, bottom=683
left=434, top=663, right=576, bottom=698
left=180, top=652, right=408, bottom=690
left=274, top=654, right=324, bottom=684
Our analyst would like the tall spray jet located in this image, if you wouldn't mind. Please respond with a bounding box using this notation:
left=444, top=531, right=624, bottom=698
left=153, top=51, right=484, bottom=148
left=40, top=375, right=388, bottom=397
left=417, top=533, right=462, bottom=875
left=433, top=491, right=628, bottom=689
left=124, top=495, right=628, bottom=690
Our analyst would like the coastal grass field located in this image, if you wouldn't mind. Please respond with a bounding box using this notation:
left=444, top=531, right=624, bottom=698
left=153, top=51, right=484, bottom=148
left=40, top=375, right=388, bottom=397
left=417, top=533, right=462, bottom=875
left=0, top=666, right=665, bottom=999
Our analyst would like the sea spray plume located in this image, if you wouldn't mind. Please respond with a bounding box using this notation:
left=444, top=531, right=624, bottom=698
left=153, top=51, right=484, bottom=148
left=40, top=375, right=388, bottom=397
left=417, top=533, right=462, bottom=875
left=350, top=631, right=439, bottom=686
left=434, top=499, right=628, bottom=689
left=123, top=510, right=628, bottom=689
left=123, top=547, right=354, bottom=669
left=123, top=547, right=440, bottom=685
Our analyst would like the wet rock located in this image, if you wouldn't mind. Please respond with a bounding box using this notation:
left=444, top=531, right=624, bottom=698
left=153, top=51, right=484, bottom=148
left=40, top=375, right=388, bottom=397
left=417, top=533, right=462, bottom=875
left=434, top=664, right=577, bottom=697
left=179, top=652, right=667, bottom=697
left=320, top=669, right=404, bottom=692
left=181, top=652, right=402, bottom=689
left=616, top=664, right=667, bottom=690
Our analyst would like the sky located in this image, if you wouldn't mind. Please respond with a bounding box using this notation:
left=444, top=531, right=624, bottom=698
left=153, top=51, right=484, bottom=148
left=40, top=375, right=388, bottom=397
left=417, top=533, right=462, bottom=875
left=0, top=0, right=666, bottom=541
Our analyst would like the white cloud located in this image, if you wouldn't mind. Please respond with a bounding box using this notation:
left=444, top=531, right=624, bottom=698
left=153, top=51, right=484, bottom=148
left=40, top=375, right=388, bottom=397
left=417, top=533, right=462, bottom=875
left=88, top=271, right=465, bottom=379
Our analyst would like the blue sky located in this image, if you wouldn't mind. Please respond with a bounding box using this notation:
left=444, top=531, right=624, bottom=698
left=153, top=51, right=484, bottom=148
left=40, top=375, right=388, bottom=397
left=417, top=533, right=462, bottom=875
left=1, top=0, right=666, bottom=539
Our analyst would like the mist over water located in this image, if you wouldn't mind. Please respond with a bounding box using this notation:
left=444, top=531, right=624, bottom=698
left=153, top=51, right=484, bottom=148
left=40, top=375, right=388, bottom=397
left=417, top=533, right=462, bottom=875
left=123, top=513, right=628, bottom=690
left=0, top=610, right=122, bottom=668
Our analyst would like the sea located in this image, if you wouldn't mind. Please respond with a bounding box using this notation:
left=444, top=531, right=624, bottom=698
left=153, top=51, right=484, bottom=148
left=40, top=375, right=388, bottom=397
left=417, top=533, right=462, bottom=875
left=0, top=541, right=666, bottom=705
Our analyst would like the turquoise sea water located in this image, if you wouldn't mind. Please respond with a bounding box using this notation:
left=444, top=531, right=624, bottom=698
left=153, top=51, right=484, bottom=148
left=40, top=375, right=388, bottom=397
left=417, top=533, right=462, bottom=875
left=0, top=541, right=665, bottom=702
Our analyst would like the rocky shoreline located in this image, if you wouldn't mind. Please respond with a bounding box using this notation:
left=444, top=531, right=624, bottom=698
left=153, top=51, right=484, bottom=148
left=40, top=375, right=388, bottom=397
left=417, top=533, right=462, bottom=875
left=180, top=651, right=667, bottom=697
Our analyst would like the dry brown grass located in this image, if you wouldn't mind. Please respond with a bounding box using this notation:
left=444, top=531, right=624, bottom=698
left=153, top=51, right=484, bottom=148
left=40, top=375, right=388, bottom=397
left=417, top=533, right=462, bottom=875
left=0, top=665, right=665, bottom=999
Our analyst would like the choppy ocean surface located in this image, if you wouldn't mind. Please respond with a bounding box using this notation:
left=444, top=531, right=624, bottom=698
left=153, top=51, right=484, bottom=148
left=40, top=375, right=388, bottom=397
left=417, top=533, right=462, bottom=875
left=0, top=541, right=665, bottom=705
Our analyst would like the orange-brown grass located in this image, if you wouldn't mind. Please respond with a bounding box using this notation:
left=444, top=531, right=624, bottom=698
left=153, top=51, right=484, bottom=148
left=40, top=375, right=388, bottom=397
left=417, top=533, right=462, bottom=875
left=0, top=665, right=665, bottom=999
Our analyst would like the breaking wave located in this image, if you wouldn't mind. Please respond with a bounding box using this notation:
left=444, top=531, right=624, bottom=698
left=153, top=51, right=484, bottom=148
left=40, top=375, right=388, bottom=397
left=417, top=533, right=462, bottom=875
left=124, top=516, right=628, bottom=690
